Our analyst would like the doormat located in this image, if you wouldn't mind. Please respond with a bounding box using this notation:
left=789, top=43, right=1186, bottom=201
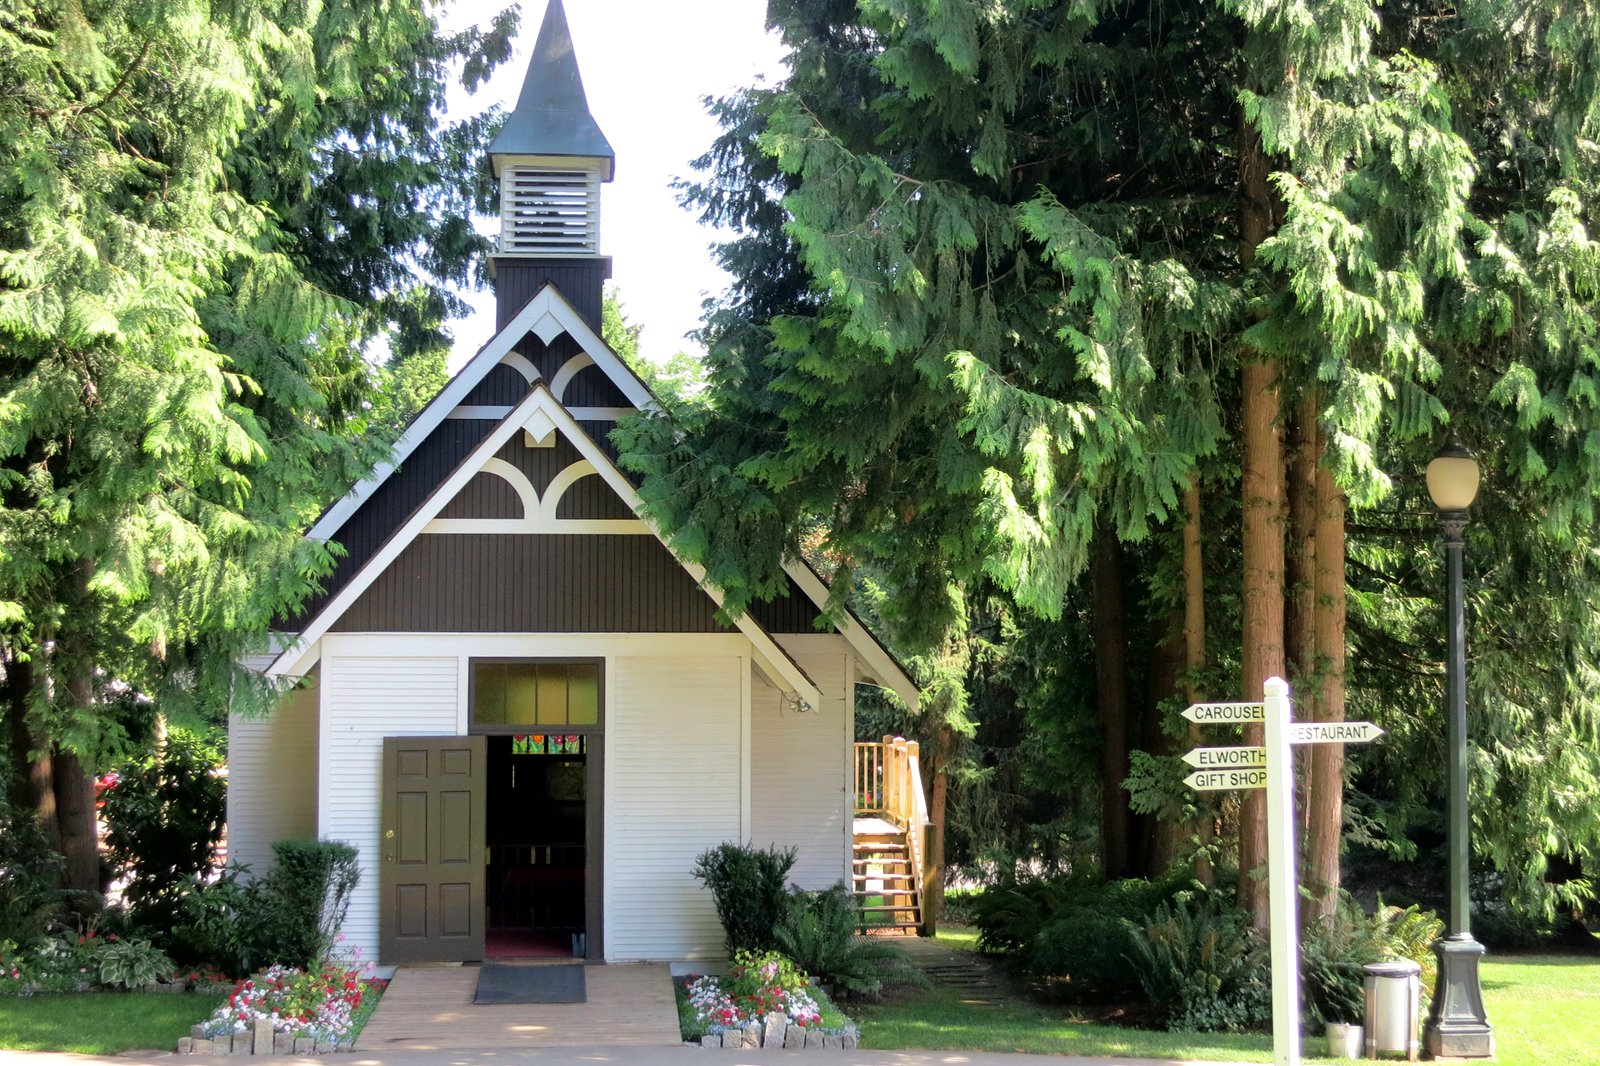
left=474, top=962, right=587, bottom=1005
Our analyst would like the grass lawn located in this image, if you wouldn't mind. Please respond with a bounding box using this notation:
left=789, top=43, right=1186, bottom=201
left=855, top=929, right=1600, bottom=1065
left=1479, top=953, right=1600, bottom=1066
left=0, top=992, right=225, bottom=1054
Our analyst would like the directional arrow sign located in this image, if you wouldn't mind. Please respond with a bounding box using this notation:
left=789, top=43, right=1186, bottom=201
left=1185, top=767, right=1268, bottom=791
left=1182, top=701, right=1265, bottom=724
left=1290, top=721, right=1385, bottom=745
left=1182, top=745, right=1266, bottom=769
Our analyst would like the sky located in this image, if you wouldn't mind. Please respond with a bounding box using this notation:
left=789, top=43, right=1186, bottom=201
left=441, top=0, right=789, bottom=370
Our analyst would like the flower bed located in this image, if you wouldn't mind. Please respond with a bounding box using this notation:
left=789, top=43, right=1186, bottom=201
left=179, top=960, right=384, bottom=1055
left=675, top=950, right=858, bottom=1049
left=685, top=972, right=822, bottom=1030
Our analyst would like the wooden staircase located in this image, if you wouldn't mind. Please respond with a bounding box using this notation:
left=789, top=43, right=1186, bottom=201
left=852, top=736, right=934, bottom=934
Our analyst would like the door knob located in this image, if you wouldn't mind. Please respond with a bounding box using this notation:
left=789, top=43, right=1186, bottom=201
left=385, top=829, right=395, bottom=839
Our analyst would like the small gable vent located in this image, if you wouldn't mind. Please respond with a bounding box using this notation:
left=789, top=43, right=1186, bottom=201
left=500, top=164, right=600, bottom=256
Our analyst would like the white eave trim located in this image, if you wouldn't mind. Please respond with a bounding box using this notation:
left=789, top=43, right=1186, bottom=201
left=307, top=284, right=655, bottom=543
left=783, top=562, right=920, bottom=712
left=268, top=388, right=821, bottom=711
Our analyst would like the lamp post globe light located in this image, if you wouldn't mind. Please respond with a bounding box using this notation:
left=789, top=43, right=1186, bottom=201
left=1422, top=431, right=1495, bottom=1059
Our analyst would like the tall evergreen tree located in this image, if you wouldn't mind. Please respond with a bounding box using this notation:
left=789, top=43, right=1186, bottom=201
left=0, top=0, right=514, bottom=890
left=624, top=0, right=1600, bottom=923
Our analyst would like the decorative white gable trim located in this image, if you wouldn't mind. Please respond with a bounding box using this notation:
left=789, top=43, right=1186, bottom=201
left=500, top=351, right=540, bottom=383
left=298, top=281, right=917, bottom=710
left=307, top=284, right=653, bottom=543
left=424, top=457, right=648, bottom=536
left=446, top=405, right=636, bottom=422
left=550, top=353, right=595, bottom=401
left=270, top=387, right=821, bottom=711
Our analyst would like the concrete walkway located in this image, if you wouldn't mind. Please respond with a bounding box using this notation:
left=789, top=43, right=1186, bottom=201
left=352, top=960, right=680, bottom=1051
left=6, top=1050, right=1261, bottom=1066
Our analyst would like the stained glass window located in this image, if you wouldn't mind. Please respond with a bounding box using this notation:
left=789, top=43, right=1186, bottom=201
left=474, top=662, right=600, bottom=727
left=511, top=734, right=586, bottom=756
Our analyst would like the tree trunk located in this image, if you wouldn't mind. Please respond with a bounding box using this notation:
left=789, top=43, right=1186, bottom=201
left=1306, top=458, right=1347, bottom=921
left=54, top=747, right=100, bottom=896
left=922, top=722, right=953, bottom=935
left=1239, top=355, right=1286, bottom=932
left=1286, top=395, right=1320, bottom=852
left=1238, top=109, right=1286, bottom=934
left=1182, top=473, right=1215, bottom=885
left=55, top=655, right=101, bottom=898
left=5, top=652, right=60, bottom=840
left=53, top=560, right=103, bottom=901
left=1091, top=522, right=1132, bottom=879
left=1145, top=602, right=1186, bottom=877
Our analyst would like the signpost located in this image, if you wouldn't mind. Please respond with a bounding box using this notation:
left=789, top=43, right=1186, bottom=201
left=1182, top=681, right=1385, bottom=1066
left=1181, top=745, right=1266, bottom=769
left=1181, top=701, right=1265, bottom=724
left=1290, top=721, right=1385, bottom=745
left=1183, top=767, right=1267, bottom=791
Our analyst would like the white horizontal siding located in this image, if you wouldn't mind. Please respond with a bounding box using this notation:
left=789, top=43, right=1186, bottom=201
left=319, top=650, right=459, bottom=965
left=227, top=679, right=319, bottom=876
left=752, top=636, right=851, bottom=890
left=606, top=655, right=743, bottom=960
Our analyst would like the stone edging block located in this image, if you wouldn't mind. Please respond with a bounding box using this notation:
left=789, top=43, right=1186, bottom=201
left=693, top=1010, right=859, bottom=1050
left=179, top=1024, right=351, bottom=1055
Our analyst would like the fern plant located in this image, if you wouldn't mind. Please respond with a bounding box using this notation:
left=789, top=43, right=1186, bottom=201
left=1123, top=899, right=1270, bottom=1032
left=773, top=885, right=921, bottom=997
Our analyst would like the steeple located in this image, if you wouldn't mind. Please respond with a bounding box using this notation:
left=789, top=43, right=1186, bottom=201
left=488, top=0, right=614, bottom=177
left=488, top=0, right=613, bottom=330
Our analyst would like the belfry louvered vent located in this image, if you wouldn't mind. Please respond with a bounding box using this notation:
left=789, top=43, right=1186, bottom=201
left=500, top=165, right=600, bottom=255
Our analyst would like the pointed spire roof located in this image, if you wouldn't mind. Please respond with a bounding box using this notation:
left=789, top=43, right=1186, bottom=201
left=488, top=0, right=615, bottom=178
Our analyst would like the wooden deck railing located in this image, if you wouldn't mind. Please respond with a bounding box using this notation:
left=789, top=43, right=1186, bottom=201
left=854, top=736, right=936, bottom=929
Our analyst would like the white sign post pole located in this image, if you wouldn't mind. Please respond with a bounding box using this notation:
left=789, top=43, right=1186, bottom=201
left=1262, top=675, right=1301, bottom=1066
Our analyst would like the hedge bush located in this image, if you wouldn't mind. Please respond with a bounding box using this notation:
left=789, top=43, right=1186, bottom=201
left=692, top=842, right=796, bottom=955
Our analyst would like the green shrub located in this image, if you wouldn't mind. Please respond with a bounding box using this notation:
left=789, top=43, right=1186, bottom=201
left=1299, top=895, right=1442, bottom=1028
left=167, top=866, right=262, bottom=975
left=0, top=805, right=75, bottom=946
left=1124, top=898, right=1271, bottom=1032
left=939, top=886, right=982, bottom=925
left=255, top=839, right=361, bottom=968
left=723, top=948, right=811, bottom=999
left=972, top=871, right=1204, bottom=999
left=164, top=839, right=361, bottom=976
left=101, top=730, right=227, bottom=931
left=1027, top=875, right=1205, bottom=1000
left=92, top=937, right=174, bottom=989
left=774, top=884, right=920, bottom=997
left=970, top=877, right=1079, bottom=952
left=692, top=842, right=796, bottom=954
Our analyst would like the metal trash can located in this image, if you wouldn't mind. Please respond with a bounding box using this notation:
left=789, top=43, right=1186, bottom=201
left=1363, top=959, right=1421, bottom=1060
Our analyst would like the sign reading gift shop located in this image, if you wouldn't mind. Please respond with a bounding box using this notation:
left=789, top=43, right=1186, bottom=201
left=1182, top=683, right=1385, bottom=1066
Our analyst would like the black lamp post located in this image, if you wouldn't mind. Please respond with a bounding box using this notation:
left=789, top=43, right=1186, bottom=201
left=1422, top=432, right=1495, bottom=1059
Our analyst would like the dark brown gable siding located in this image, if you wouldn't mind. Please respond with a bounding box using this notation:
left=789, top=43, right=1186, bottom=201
left=438, top=472, right=523, bottom=520
left=747, top=577, right=826, bottom=634
left=555, top=472, right=635, bottom=520
left=578, top=419, right=627, bottom=471
left=329, top=534, right=728, bottom=633
left=562, top=363, right=633, bottom=408
left=524, top=334, right=586, bottom=384
left=493, top=259, right=610, bottom=332
left=461, top=363, right=533, bottom=406
left=290, top=421, right=495, bottom=627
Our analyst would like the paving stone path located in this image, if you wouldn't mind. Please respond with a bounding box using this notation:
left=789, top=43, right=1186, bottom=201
left=889, top=932, right=1009, bottom=1007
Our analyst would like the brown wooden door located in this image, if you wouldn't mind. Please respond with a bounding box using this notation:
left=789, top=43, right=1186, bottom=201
left=380, top=736, right=486, bottom=964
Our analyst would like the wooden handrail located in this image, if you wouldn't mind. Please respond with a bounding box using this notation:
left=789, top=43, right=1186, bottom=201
left=853, top=736, right=935, bottom=930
